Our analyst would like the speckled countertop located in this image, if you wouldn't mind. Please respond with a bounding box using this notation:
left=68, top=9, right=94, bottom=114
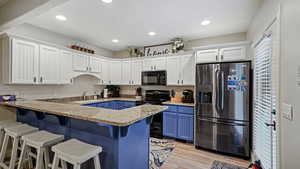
left=162, top=101, right=195, bottom=107
left=71, top=98, right=140, bottom=105
left=0, top=100, right=167, bottom=127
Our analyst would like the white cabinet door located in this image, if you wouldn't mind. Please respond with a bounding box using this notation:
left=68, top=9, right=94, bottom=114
left=60, top=50, right=73, bottom=84
left=181, top=54, right=195, bottom=85
left=131, top=59, right=142, bottom=85
left=109, top=61, right=122, bottom=84
left=11, top=39, right=39, bottom=84
left=152, top=57, right=166, bottom=70
left=100, top=59, right=110, bottom=85
left=39, top=45, right=60, bottom=84
left=72, top=53, right=89, bottom=72
left=219, top=46, right=246, bottom=61
left=166, top=56, right=181, bottom=85
left=142, top=58, right=153, bottom=71
left=89, top=56, right=101, bottom=73
left=121, top=60, right=131, bottom=85
left=196, top=49, right=219, bottom=63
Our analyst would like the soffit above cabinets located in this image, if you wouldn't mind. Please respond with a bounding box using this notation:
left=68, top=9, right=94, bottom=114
left=28, top=0, right=262, bottom=51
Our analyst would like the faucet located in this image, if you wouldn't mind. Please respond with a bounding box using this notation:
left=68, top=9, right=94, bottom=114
left=82, top=91, right=88, bottom=100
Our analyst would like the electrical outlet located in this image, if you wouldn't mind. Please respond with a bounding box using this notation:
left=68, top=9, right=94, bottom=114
left=282, top=103, right=293, bottom=121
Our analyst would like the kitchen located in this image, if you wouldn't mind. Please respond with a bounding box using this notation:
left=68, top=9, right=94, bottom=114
left=0, top=0, right=298, bottom=169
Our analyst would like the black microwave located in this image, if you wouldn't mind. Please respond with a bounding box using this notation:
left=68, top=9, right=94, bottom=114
left=142, top=71, right=167, bottom=86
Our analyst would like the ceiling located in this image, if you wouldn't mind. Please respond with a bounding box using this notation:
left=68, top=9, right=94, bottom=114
left=28, top=0, right=262, bottom=51
left=0, top=0, right=9, bottom=7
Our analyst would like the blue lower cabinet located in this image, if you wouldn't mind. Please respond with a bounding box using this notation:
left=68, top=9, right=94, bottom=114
left=177, top=114, right=194, bottom=141
left=163, top=112, right=178, bottom=138
left=163, top=105, right=194, bottom=142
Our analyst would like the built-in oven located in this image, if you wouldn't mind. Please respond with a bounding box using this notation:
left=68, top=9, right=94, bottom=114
left=142, top=71, right=166, bottom=86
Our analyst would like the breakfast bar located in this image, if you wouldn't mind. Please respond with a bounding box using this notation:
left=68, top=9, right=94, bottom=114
left=0, top=100, right=167, bottom=169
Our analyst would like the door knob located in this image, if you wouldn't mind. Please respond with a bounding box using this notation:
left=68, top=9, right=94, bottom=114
left=265, top=121, right=276, bottom=131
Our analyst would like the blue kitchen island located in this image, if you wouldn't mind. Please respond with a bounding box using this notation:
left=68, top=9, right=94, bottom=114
left=1, top=100, right=167, bottom=169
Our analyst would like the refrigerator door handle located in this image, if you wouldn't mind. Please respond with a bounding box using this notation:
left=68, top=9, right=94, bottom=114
left=198, top=118, right=247, bottom=127
left=221, top=71, right=225, bottom=110
left=215, top=68, right=220, bottom=113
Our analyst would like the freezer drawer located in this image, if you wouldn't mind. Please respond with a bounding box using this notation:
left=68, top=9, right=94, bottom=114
left=195, top=118, right=250, bottom=158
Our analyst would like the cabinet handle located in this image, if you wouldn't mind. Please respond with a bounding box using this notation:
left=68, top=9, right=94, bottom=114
left=151, top=66, right=153, bottom=70
left=216, top=55, right=218, bottom=61
left=132, top=80, right=134, bottom=84
left=221, top=55, right=224, bottom=60
left=86, top=67, right=89, bottom=71
left=40, top=77, right=43, bottom=83
left=129, top=80, right=131, bottom=84
left=33, top=77, right=36, bottom=83
left=154, top=66, right=156, bottom=70
left=177, top=80, right=179, bottom=84
left=181, top=80, right=183, bottom=84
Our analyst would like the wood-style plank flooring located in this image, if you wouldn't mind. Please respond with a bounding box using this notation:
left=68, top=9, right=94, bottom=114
left=161, top=141, right=249, bottom=169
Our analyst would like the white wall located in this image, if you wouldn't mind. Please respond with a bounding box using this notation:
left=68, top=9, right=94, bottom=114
left=248, top=0, right=300, bottom=168
left=5, top=23, right=113, bottom=57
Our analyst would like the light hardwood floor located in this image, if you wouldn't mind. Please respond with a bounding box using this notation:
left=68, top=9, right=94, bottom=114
left=161, top=141, right=249, bottom=169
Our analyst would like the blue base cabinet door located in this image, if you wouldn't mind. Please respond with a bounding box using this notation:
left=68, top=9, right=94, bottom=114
left=177, top=114, right=194, bottom=141
left=163, top=112, right=177, bottom=138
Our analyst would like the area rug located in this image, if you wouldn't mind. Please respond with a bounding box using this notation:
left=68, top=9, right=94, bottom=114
left=149, top=138, right=175, bottom=169
left=211, top=160, right=247, bottom=169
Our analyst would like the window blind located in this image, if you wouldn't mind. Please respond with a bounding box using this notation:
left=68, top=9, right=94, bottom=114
left=253, top=35, right=275, bottom=169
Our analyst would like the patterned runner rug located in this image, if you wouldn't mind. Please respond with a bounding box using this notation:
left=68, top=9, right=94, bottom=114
left=149, top=138, right=175, bottom=169
left=211, top=160, right=247, bottom=169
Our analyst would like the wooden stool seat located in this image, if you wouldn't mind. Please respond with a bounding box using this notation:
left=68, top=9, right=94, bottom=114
left=4, top=124, right=38, bottom=137
left=0, top=121, right=22, bottom=150
left=52, top=139, right=102, bottom=169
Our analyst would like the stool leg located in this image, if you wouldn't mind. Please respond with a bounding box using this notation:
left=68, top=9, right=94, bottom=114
left=27, top=147, right=34, bottom=169
left=61, top=160, right=67, bottom=169
left=36, top=147, right=45, bottom=169
left=17, top=141, right=28, bottom=169
left=51, top=154, right=59, bottom=169
left=9, top=137, right=19, bottom=169
left=44, top=147, right=50, bottom=169
left=93, top=156, right=101, bottom=169
left=0, top=131, right=4, bottom=150
left=0, top=134, right=9, bottom=163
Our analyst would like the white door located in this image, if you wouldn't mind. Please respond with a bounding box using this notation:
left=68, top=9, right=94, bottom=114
left=152, top=57, right=166, bottom=70
left=121, top=60, right=131, bottom=85
left=196, top=49, right=219, bottom=63
left=100, top=59, right=110, bottom=84
left=11, top=39, right=39, bottom=84
left=181, top=54, right=195, bottom=85
left=142, top=58, right=153, bottom=71
left=89, top=56, right=101, bottom=73
left=131, top=60, right=142, bottom=85
left=72, top=53, right=89, bottom=72
left=219, top=46, right=246, bottom=61
left=110, top=61, right=122, bottom=84
left=254, top=35, right=277, bottom=169
left=60, top=50, right=73, bottom=84
left=166, top=56, right=180, bottom=85
left=39, top=45, right=60, bottom=84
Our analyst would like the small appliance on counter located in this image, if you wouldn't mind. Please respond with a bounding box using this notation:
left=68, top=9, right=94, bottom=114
left=105, top=85, right=120, bottom=97
left=182, top=89, right=194, bottom=103
left=0, top=95, right=16, bottom=102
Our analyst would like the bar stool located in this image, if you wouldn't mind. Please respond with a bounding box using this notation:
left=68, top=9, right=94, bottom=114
left=18, top=130, right=64, bottom=169
left=51, top=139, right=102, bottom=169
left=0, top=120, right=22, bottom=150
left=0, top=124, right=38, bottom=169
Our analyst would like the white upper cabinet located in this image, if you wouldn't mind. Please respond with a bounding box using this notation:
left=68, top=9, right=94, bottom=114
left=72, top=53, right=89, bottom=72
left=39, top=45, right=60, bottom=84
left=143, top=57, right=166, bottom=71
left=131, top=59, right=142, bottom=85
left=219, top=46, right=246, bottom=61
left=89, top=56, right=101, bottom=73
left=166, top=56, right=181, bottom=85
left=196, top=49, right=219, bottom=63
left=99, top=59, right=110, bottom=85
left=166, top=54, right=195, bottom=86
left=121, top=60, right=131, bottom=85
left=60, top=50, right=73, bottom=84
left=10, top=38, right=39, bottom=84
left=109, top=61, right=122, bottom=84
left=181, top=54, right=195, bottom=85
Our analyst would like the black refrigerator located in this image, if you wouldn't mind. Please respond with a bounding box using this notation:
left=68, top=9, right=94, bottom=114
left=195, top=61, right=251, bottom=159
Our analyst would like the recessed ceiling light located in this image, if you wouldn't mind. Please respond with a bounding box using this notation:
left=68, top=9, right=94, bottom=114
left=102, top=0, right=112, bottom=3
left=55, top=15, right=67, bottom=21
left=148, top=32, right=156, bottom=36
left=112, top=39, right=119, bottom=43
left=201, top=20, right=211, bottom=26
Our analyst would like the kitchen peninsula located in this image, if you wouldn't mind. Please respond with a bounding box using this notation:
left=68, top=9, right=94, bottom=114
left=0, top=99, right=167, bottom=169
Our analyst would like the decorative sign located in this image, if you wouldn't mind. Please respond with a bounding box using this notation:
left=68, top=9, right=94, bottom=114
left=144, top=43, right=173, bottom=57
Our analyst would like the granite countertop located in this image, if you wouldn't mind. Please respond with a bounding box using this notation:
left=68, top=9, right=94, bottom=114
left=71, top=97, right=140, bottom=105
left=0, top=100, right=167, bottom=127
left=162, top=101, right=195, bottom=107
